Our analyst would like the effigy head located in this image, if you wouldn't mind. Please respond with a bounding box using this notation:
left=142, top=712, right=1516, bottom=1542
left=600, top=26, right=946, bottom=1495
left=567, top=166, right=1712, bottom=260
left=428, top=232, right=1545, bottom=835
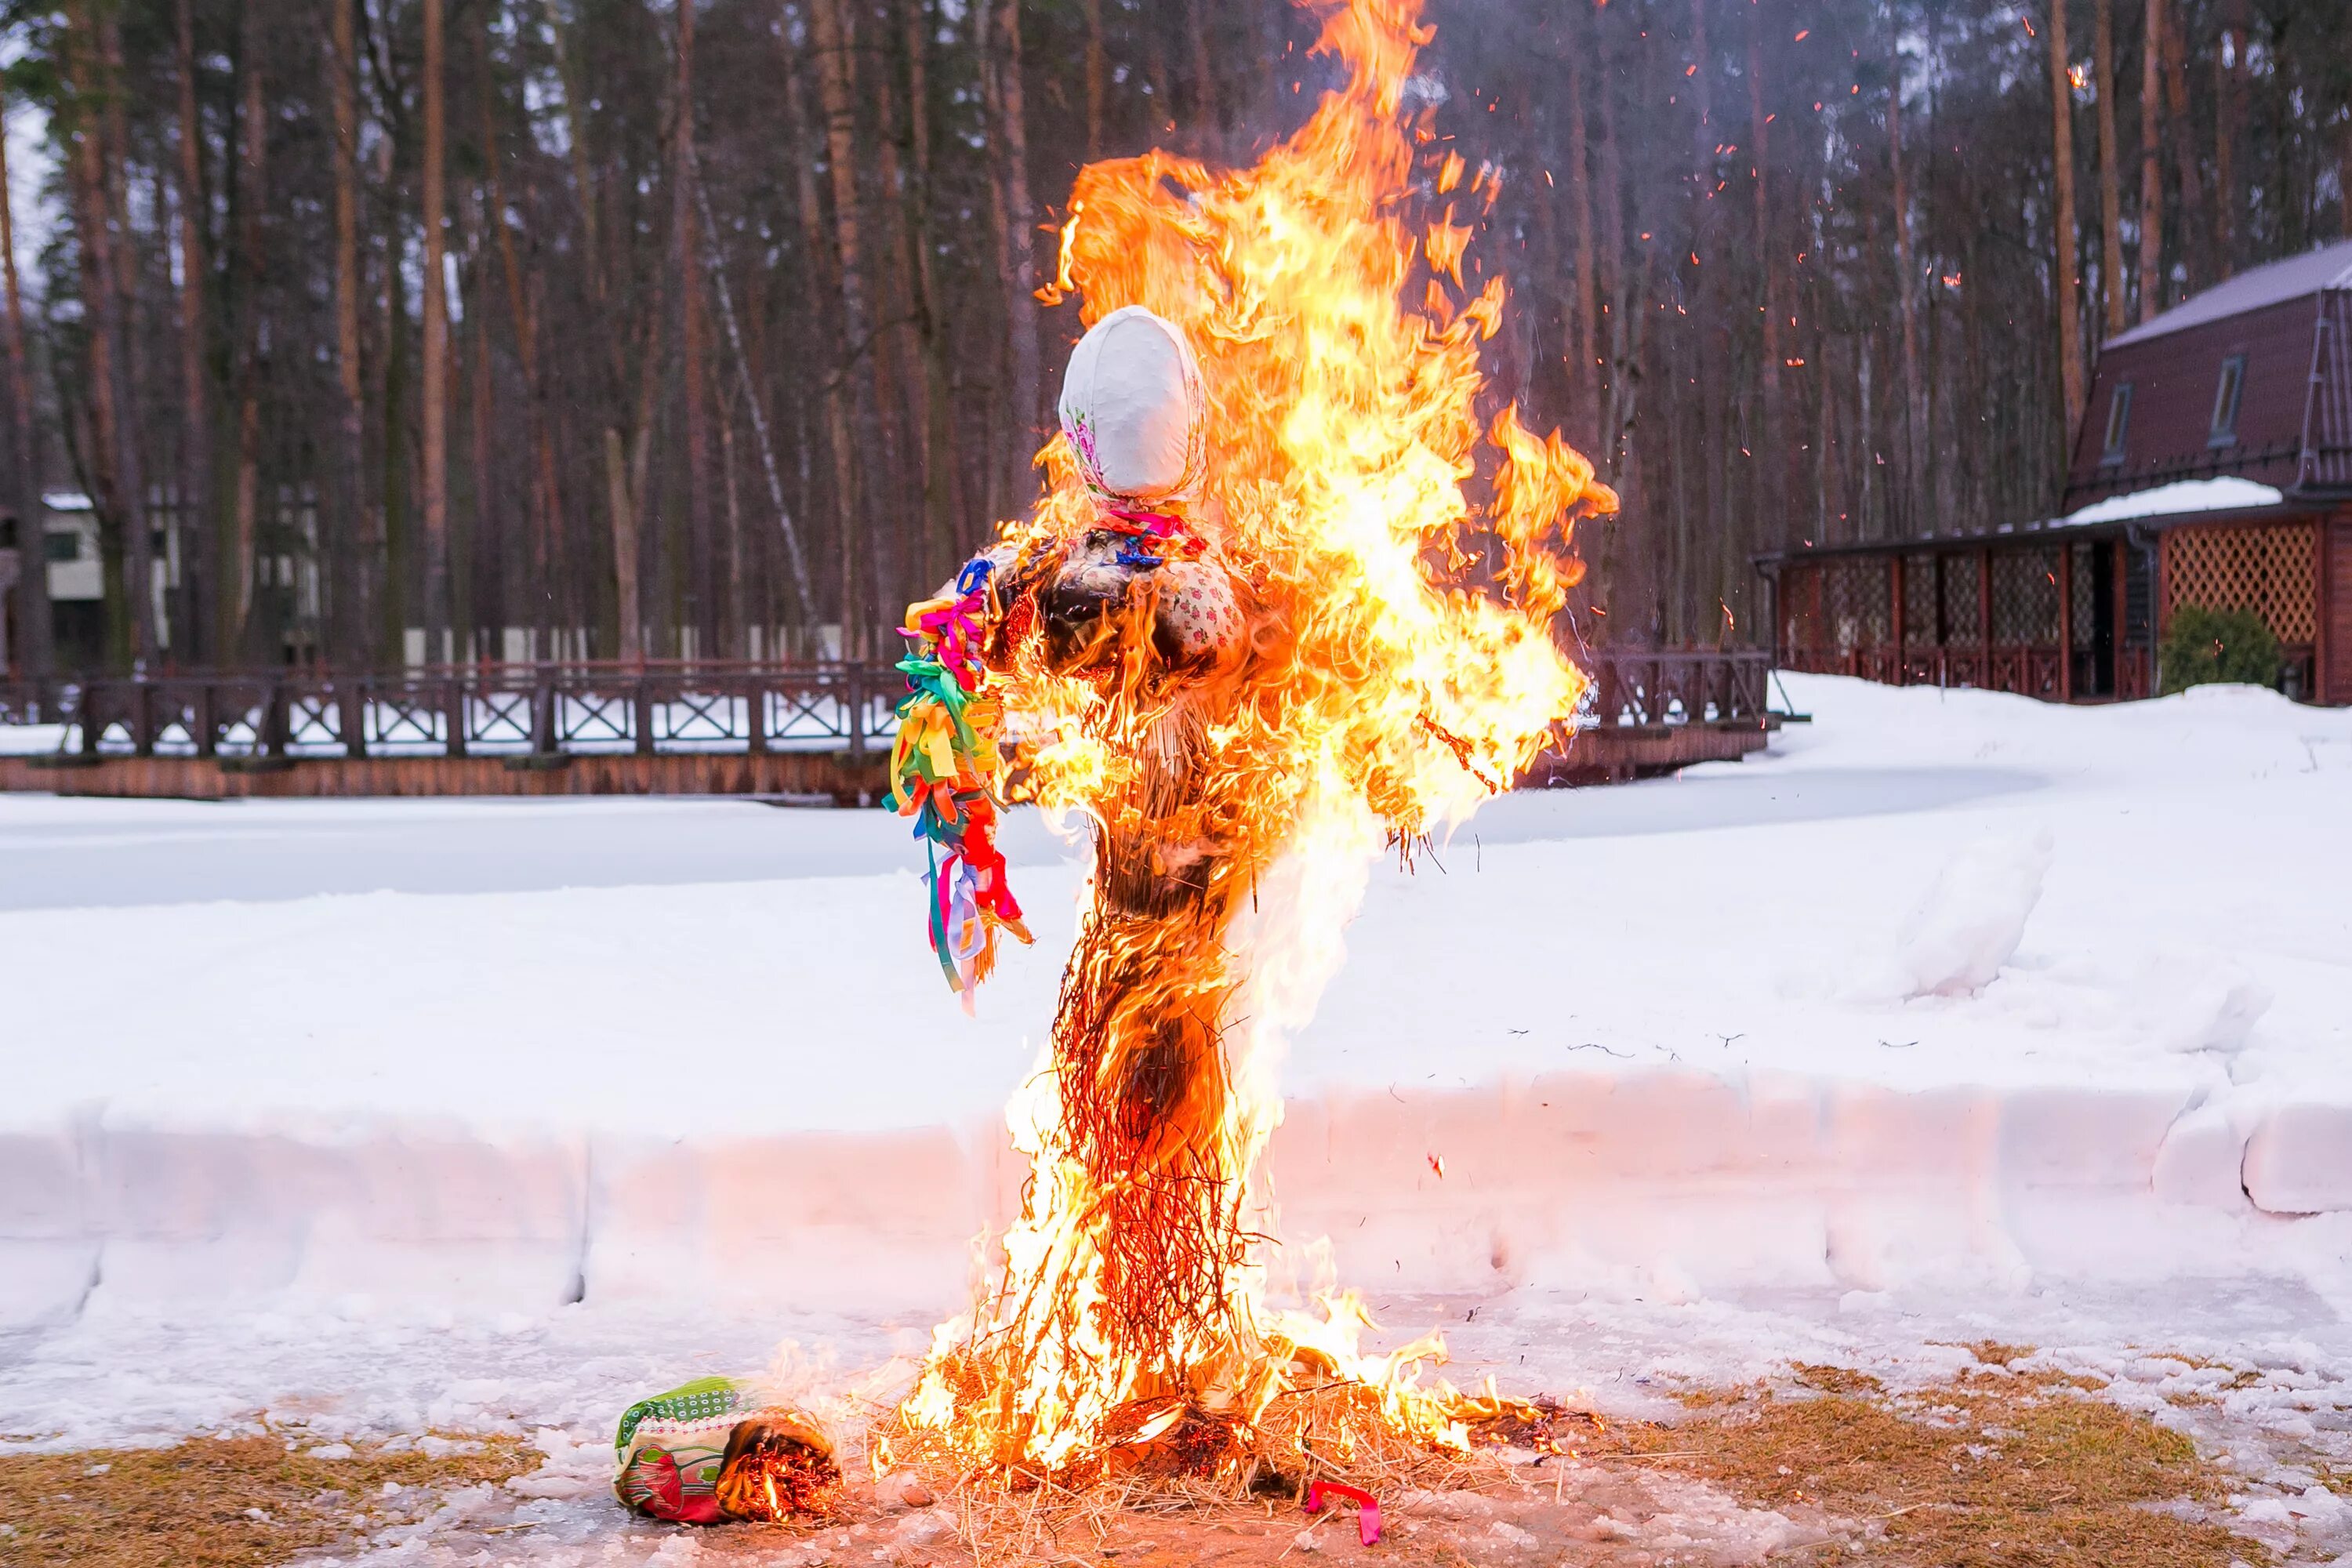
left=1058, top=306, right=1207, bottom=506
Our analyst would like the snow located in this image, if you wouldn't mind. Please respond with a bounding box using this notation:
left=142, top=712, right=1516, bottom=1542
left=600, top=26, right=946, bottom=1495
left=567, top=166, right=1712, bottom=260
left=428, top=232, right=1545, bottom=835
left=2, top=672, right=2350, bottom=1557
left=2059, top=474, right=2286, bottom=525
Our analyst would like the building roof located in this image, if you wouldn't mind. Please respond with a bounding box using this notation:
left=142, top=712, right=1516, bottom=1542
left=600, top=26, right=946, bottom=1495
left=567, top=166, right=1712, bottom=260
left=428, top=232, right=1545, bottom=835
left=2103, top=238, right=2352, bottom=350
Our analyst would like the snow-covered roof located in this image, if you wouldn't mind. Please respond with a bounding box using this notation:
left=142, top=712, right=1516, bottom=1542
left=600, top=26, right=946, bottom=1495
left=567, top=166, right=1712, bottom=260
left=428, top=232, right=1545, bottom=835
left=40, top=491, right=93, bottom=513
left=2103, top=238, right=2352, bottom=349
left=2056, top=475, right=2285, bottom=527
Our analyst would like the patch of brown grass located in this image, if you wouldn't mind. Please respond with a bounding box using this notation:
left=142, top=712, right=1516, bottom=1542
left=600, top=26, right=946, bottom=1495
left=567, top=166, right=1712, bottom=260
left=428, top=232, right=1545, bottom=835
left=0, top=1431, right=533, bottom=1568
left=1955, top=1339, right=2038, bottom=1368
left=1791, top=1363, right=1885, bottom=1396
left=1599, top=1372, right=2254, bottom=1568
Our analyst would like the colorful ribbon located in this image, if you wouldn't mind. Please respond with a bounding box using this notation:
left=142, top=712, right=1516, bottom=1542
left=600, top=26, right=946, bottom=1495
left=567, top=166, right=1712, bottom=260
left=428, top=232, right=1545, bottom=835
left=1304, top=1479, right=1382, bottom=1546
left=892, top=557, right=1032, bottom=1007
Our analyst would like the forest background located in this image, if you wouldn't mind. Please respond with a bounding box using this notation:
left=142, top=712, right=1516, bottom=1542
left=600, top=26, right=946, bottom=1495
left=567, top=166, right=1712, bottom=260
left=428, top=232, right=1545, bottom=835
left=0, top=0, right=2347, bottom=674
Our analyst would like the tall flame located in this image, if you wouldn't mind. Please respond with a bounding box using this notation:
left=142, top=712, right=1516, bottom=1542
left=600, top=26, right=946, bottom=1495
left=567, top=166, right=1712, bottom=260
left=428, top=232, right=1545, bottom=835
left=891, top=0, right=1614, bottom=1483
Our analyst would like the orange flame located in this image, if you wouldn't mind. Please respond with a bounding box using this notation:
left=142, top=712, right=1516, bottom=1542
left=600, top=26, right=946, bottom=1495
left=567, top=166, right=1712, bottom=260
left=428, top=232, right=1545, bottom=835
left=895, top=0, right=1613, bottom=1480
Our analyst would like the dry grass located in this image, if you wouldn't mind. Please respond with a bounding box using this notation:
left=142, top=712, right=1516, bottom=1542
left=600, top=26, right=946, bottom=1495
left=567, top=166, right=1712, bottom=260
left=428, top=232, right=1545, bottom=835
left=0, top=1431, right=532, bottom=1568
left=1790, top=1363, right=1886, bottom=1397
left=865, top=1381, right=1532, bottom=1568
left=1588, top=1368, right=2256, bottom=1568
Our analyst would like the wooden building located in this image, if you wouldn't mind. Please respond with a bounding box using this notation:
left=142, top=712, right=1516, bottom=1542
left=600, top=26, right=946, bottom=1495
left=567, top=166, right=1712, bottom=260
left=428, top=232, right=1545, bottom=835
left=1760, top=240, right=2352, bottom=706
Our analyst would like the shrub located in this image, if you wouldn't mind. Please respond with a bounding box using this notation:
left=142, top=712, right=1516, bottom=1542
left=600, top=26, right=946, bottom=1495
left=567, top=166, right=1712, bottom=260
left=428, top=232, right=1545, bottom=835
left=2159, top=604, right=2281, bottom=695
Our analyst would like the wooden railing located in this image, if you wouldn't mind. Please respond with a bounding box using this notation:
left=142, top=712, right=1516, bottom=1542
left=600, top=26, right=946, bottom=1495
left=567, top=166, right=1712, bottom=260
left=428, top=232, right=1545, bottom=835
left=1579, top=648, right=1774, bottom=728
left=0, top=662, right=903, bottom=762
left=2, top=648, right=1776, bottom=767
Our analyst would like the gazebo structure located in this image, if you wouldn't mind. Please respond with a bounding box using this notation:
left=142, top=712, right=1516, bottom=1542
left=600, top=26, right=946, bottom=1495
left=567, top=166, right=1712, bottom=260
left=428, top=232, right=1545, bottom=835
left=1759, top=240, right=2352, bottom=706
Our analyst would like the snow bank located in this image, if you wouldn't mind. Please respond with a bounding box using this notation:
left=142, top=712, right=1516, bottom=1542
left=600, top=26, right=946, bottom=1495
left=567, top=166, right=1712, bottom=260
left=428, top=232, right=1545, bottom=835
left=2, top=674, right=2349, bottom=1328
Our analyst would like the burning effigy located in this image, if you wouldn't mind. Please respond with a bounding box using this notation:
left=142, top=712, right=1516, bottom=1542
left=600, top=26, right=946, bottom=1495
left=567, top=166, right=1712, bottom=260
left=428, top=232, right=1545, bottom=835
left=880, top=0, right=1616, bottom=1498
left=613, top=0, right=1613, bottom=1535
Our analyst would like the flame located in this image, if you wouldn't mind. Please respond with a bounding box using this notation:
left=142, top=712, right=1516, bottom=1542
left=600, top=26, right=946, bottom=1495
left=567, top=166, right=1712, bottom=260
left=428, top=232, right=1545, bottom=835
left=894, top=0, right=1613, bottom=1483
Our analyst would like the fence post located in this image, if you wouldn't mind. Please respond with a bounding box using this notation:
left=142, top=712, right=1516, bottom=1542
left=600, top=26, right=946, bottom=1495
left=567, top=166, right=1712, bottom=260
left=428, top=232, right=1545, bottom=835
left=264, top=681, right=290, bottom=758
left=343, top=676, right=368, bottom=760
left=746, top=670, right=768, bottom=755
left=846, top=666, right=866, bottom=754
left=445, top=670, right=469, bottom=759
left=532, top=668, right=557, bottom=756
left=132, top=679, right=154, bottom=757
left=633, top=671, right=656, bottom=757
left=194, top=679, right=216, bottom=758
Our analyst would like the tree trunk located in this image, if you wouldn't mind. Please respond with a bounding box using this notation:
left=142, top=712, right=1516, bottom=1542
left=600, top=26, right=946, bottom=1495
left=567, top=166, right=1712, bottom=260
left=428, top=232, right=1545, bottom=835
left=538, top=0, right=639, bottom=660
left=782, top=27, right=860, bottom=655
left=1594, top=2, right=1631, bottom=482
left=676, top=0, right=713, bottom=658
left=2091, top=0, right=2125, bottom=337
left=1888, top=16, right=1926, bottom=535
left=2212, top=0, right=2245, bottom=279
left=0, top=71, right=54, bottom=686
left=1562, top=13, right=1599, bottom=439
left=2160, top=3, right=2205, bottom=290
left=989, top=0, right=1043, bottom=521
left=66, top=1, right=159, bottom=670
left=1747, top=0, right=1784, bottom=550
left=419, top=0, right=449, bottom=666
left=230, top=0, right=267, bottom=659
left=1687, top=0, right=1724, bottom=633
left=2136, top=0, right=2165, bottom=321
left=2045, top=0, right=2086, bottom=443
left=808, top=0, right=898, bottom=644
left=481, top=24, right=562, bottom=662
left=374, top=111, right=409, bottom=661
left=899, top=0, right=967, bottom=571
left=170, top=0, right=214, bottom=666
left=327, top=0, right=374, bottom=669
left=1183, top=0, right=1218, bottom=156
left=1082, top=0, right=1105, bottom=157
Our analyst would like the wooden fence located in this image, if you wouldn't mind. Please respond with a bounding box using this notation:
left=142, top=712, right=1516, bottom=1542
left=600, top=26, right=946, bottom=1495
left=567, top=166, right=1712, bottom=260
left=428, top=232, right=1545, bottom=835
left=0, top=649, right=1775, bottom=796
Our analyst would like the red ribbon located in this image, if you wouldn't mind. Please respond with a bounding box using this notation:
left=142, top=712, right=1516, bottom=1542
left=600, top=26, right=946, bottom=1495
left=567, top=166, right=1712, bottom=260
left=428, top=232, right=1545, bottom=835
left=1304, top=1479, right=1381, bottom=1546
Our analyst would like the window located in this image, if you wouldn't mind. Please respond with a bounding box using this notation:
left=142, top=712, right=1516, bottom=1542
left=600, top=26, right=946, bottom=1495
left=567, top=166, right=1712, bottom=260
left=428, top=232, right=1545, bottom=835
left=2209, top=354, right=2246, bottom=445
left=44, top=530, right=81, bottom=564
left=2100, top=383, right=2132, bottom=464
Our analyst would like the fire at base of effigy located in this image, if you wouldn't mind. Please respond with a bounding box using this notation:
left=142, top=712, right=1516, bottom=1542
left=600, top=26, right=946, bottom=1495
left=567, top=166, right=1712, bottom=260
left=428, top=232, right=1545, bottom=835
left=613, top=0, right=1613, bottom=1540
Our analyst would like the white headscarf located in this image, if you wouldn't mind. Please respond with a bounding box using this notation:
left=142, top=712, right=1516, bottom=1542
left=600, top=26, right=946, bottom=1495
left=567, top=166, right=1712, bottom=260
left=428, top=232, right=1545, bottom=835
left=1056, top=306, right=1207, bottom=506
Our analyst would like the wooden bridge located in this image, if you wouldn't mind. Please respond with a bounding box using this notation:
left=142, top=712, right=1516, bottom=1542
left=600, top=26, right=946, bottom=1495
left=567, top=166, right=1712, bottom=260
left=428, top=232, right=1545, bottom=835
left=0, top=651, right=1774, bottom=801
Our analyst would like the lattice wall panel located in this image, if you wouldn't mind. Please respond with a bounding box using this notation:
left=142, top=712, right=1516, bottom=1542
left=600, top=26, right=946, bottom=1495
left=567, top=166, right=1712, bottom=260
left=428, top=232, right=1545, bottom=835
left=1903, top=554, right=1937, bottom=648
left=1941, top=553, right=1984, bottom=646
left=1991, top=548, right=2062, bottom=646
left=1823, top=559, right=1891, bottom=650
left=2165, top=523, right=2318, bottom=643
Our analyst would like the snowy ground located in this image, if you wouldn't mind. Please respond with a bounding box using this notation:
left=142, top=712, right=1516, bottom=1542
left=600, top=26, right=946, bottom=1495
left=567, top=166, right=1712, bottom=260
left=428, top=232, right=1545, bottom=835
left=3, top=673, right=2350, bottom=1561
